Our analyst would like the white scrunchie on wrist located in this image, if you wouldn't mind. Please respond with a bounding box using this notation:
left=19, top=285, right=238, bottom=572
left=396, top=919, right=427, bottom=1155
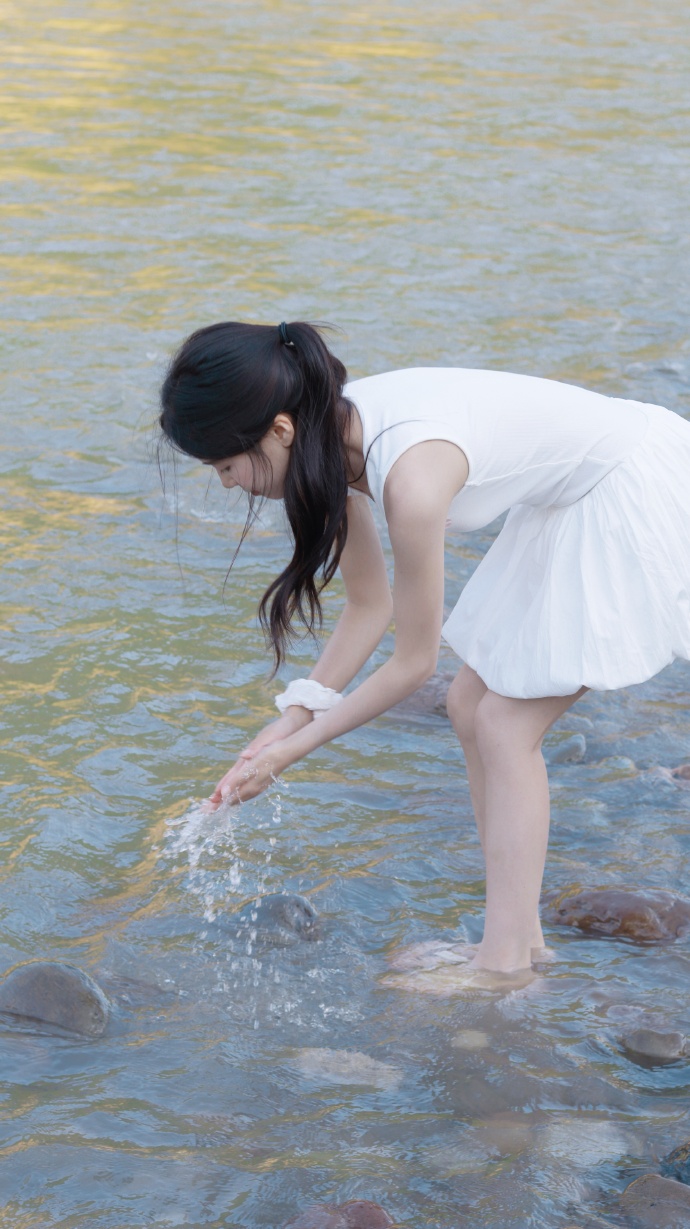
left=275, top=678, right=344, bottom=719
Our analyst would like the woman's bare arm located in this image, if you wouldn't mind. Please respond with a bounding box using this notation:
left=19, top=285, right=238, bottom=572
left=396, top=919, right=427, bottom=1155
left=216, top=440, right=469, bottom=803
left=308, top=492, right=393, bottom=692
left=211, top=492, right=393, bottom=784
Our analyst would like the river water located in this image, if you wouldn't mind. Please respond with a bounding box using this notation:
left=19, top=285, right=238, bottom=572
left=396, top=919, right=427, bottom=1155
left=1, top=1, right=690, bottom=1226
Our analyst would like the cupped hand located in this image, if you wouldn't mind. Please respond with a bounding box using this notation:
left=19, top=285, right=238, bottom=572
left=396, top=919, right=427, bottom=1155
left=207, top=740, right=291, bottom=809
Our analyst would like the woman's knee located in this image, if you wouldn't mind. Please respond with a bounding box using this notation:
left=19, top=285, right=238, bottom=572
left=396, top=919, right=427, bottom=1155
left=447, top=667, right=486, bottom=743
left=473, top=692, right=541, bottom=764
left=474, top=686, right=588, bottom=764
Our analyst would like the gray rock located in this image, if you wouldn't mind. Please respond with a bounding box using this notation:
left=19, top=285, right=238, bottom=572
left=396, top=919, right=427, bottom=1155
left=289, top=1047, right=402, bottom=1090
left=620, top=1173, right=690, bottom=1227
left=0, top=961, right=110, bottom=1037
left=232, top=892, right=322, bottom=950
left=620, top=1028, right=688, bottom=1065
left=392, top=671, right=453, bottom=719
left=661, top=1141, right=690, bottom=1185
left=544, top=733, right=587, bottom=764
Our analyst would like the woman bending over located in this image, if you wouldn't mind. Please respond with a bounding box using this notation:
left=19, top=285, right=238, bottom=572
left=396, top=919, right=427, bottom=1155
left=159, top=320, right=690, bottom=977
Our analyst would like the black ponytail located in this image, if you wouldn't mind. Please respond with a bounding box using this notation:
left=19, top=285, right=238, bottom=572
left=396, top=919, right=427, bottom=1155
left=159, top=321, right=354, bottom=670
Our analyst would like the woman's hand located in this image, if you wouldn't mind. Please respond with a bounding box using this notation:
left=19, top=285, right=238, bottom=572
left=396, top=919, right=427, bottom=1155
left=207, top=706, right=312, bottom=808
left=207, top=739, right=293, bottom=808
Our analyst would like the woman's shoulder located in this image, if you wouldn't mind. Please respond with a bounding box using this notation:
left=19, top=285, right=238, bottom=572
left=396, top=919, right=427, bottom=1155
left=346, top=366, right=462, bottom=392
left=344, top=366, right=554, bottom=399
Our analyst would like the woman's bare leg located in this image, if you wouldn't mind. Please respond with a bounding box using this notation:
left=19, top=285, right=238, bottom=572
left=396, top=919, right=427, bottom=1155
left=469, top=685, right=588, bottom=972
left=447, top=666, right=546, bottom=950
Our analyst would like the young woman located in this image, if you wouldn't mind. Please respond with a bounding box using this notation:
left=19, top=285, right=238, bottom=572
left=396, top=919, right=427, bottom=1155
left=159, top=320, right=690, bottom=978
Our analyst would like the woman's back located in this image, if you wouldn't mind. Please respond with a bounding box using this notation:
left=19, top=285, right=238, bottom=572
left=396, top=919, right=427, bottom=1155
left=346, top=367, right=652, bottom=529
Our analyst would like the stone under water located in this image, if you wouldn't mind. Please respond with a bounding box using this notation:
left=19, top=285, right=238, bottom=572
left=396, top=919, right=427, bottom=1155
left=289, top=1048, right=402, bottom=1090
left=543, top=887, right=690, bottom=942
left=0, top=961, right=110, bottom=1037
left=231, top=892, right=322, bottom=948
left=661, top=1141, right=690, bottom=1185
left=285, top=1201, right=394, bottom=1228
left=620, top=1174, right=690, bottom=1227
left=543, top=733, right=587, bottom=764
left=620, top=1028, right=688, bottom=1065
left=391, top=670, right=453, bottom=719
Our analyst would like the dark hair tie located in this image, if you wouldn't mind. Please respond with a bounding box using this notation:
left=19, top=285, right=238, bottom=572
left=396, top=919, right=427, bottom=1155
left=278, top=321, right=294, bottom=347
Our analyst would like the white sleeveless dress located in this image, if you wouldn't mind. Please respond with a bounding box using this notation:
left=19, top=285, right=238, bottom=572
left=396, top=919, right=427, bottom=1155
left=344, top=367, right=690, bottom=698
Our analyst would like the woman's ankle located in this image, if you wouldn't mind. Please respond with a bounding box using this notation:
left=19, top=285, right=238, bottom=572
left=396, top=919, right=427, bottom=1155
left=470, top=940, right=532, bottom=974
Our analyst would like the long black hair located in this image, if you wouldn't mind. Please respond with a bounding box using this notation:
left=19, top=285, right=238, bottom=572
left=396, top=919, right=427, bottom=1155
left=159, top=321, right=354, bottom=669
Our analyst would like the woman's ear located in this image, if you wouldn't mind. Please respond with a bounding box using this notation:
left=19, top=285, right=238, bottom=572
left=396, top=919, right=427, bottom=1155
left=269, top=413, right=296, bottom=448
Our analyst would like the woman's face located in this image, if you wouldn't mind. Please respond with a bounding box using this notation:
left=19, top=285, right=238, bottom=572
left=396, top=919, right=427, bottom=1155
left=204, top=413, right=295, bottom=500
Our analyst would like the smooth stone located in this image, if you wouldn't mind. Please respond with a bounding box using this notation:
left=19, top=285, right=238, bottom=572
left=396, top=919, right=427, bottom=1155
left=285, top=1202, right=394, bottom=1228
left=661, top=1141, right=690, bottom=1184
left=543, top=886, right=690, bottom=942
left=289, top=1048, right=402, bottom=1090
left=232, top=892, right=322, bottom=948
left=672, top=764, right=690, bottom=780
left=451, top=1028, right=491, bottom=1050
left=620, top=1028, right=688, bottom=1065
left=620, top=1174, right=690, bottom=1227
left=544, top=733, right=587, bottom=764
left=0, top=961, right=110, bottom=1037
left=541, top=1119, right=631, bottom=1168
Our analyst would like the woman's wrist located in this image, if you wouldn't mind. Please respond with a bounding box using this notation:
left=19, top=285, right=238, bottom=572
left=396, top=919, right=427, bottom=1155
left=275, top=678, right=343, bottom=719
left=283, top=704, right=314, bottom=729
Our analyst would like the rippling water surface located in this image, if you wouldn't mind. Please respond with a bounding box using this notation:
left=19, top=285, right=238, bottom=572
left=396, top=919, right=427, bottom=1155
left=1, top=1, right=690, bottom=1225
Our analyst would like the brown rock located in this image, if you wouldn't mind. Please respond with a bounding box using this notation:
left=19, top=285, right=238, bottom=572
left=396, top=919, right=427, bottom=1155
left=620, top=1174, right=690, bottom=1227
left=543, top=887, right=690, bottom=943
left=285, top=1202, right=394, bottom=1229
left=671, top=764, right=690, bottom=781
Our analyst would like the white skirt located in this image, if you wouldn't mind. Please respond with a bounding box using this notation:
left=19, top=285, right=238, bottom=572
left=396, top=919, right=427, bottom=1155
left=442, top=404, right=690, bottom=698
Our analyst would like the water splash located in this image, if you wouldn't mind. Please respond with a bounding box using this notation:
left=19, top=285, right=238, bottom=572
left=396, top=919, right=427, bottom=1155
left=164, top=781, right=286, bottom=923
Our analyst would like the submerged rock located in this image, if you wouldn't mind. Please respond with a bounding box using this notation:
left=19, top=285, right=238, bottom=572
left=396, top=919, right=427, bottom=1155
left=542, top=1119, right=631, bottom=1168
left=620, top=1028, right=688, bottom=1065
left=620, top=1174, right=690, bottom=1226
left=543, top=887, right=690, bottom=942
left=289, top=1048, right=402, bottom=1090
left=544, top=733, right=587, bottom=764
left=392, top=671, right=453, bottom=719
left=672, top=764, right=690, bottom=781
left=661, top=1141, right=690, bottom=1184
left=232, top=892, right=322, bottom=949
left=285, top=1201, right=394, bottom=1228
left=0, top=961, right=110, bottom=1037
